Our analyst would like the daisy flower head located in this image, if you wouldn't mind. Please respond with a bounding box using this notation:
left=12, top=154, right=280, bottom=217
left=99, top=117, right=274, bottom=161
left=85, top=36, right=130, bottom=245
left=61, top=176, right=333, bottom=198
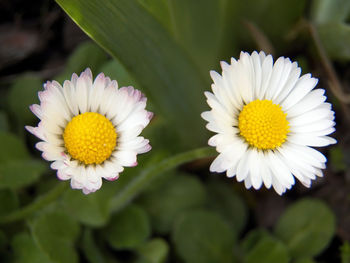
left=26, top=68, right=153, bottom=194
left=201, top=51, right=336, bottom=195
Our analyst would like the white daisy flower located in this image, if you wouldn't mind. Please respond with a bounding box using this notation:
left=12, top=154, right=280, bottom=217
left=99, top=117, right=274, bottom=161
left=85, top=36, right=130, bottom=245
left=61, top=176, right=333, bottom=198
left=201, top=51, right=336, bottom=195
left=26, top=68, right=153, bottom=194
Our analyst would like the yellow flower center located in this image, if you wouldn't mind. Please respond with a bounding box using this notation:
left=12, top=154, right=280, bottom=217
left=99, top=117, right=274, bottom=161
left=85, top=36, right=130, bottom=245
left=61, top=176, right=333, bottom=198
left=238, top=100, right=289, bottom=150
left=63, top=112, right=117, bottom=165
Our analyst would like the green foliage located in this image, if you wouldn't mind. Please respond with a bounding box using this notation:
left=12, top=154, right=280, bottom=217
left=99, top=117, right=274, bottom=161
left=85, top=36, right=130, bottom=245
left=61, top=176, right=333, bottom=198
left=275, top=198, right=336, bottom=259
left=172, top=210, right=236, bottom=263
left=55, top=41, right=108, bottom=83
left=0, top=112, right=9, bottom=132
left=135, top=238, right=169, bottom=263
left=241, top=229, right=290, bottom=263
left=30, top=212, right=80, bottom=263
left=0, top=132, right=46, bottom=189
left=0, top=189, right=18, bottom=216
left=329, top=146, right=346, bottom=172
left=7, top=74, right=42, bottom=126
left=341, top=241, right=350, bottom=263
left=137, top=173, right=207, bottom=234
left=99, top=59, right=139, bottom=88
left=55, top=0, right=209, bottom=148
left=311, top=0, right=350, bottom=24
left=12, top=233, right=53, bottom=263
left=103, top=205, right=151, bottom=250
left=81, top=230, right=106, bottom=263
left=206, top=179, right=247, bottom=235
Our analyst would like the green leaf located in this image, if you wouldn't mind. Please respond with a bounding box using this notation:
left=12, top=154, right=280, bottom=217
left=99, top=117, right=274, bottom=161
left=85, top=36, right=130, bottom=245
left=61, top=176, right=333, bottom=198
left=55, top=41, right=108, bottom=83
left=8, top=74, right=42, bottom=125
left=329, top=146, right=346, bottom=172
left=136, top=238, right=169, bottom=263
left=137, top=173, right=207, bottom=234
left=294, top=258, right=317, bottom=263
left=61, top=182, right=116, bottom=227
left=103, top=205, right=150, bottom=250
left=99, top=59, right=139, bottom=88
left=231, top=0, right=306, bottom=47
left=12, top=233, right=53, bottom=263
left=168, top=0, right=227, bottom=77
left=172, top=210, right=235, bottom=263
left=0, top=111, right=9, bottom=132
left=0, top=159, right=46, bottom=190
left=207, top=179, right=247, bottom=235
left=317, top=22, right=350, bottom=61
left=81, top=229, right=106, bottom=263
left=311, top=0, right=350, bottom=24
left=0, top=189, right=19, bottom=216
left=241, top=230, right=289, bottom=263
left=0, top=131, right=29, bottom=162
left=31, top=212, right=80, bottom=263
left=137, top=0, right=173, bottom=33
left=341, top=241, right=350, bottom=263
left=55, top=0, right=209, bottom=147
left=275, top=198, right=335, bottom=258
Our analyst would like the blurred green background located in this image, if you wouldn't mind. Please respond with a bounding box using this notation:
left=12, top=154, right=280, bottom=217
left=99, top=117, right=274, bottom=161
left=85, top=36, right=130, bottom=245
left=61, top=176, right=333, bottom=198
left=0, top=0, right=349, bottom=262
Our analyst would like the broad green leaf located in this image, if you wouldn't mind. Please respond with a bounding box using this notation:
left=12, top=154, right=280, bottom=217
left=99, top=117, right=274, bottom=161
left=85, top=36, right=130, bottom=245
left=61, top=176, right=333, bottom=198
left=55, top=41, right=108, bottom=83
left=103, top=205, right=150, bottom=250
left=99, top=59, right=139, bottom=88
left=136, top=238, right=169, bottom=263
left=341, top=241, right=350, bottom=263
left=172, top=210, right=235, bottom=263
left=8, top=74, right=42, bottom=125
left=207, top=179, right=247, bottom=235
left=311, top=0, right=350, bottom=24
left=241, top=230, right=289, bottom=263
left=0, top=111, right=9, bottom=132
left=61, top=182, right=117, bottom=227
left=31, top=212, right=80, bottom=263
left=55, top=0, right=209, bottom=147
left=275, top=198, right=335, bottom=258
left=137, top=173, right=207, bottom=234
left=294, top=258, right=317, bottom=263
left=0, top=131, right=29, bottom=162
left=0, top=160, right=46, bottom=190
left=81, top=229, right=106, bottom=263
left=0, top=189, right=18, bottom=216
left=318, top=22, right=350, bottom=61
left=168, top=0, right=227, bottom=77
left=12, top=233, right=53, bottom=263
left=329, top=146, right=346, bottom=172
left=137, top=0, right=173, bottom=34
left=0, top=230, right=7, bottom=251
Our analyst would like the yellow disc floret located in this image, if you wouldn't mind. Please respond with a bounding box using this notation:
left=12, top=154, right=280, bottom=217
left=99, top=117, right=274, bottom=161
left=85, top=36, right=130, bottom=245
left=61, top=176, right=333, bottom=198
left=63, top=112, right=117, bottom=165
left=238, top=100, right=289, bottom=150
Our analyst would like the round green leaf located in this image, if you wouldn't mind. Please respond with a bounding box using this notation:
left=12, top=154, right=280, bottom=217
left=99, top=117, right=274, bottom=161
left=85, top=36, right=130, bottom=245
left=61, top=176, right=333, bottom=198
left=241, top=230, right=290, bottom=263
left=62, top=182, right=117, bottom=227
left=275, top=198, right=336, bottom=258
left=207, top=180, right=247, bottom=235
left=8, top=74, right=42, bottom=124
left=0, top=131, right=29, bottom=162
left=0, top=159, right=46, bottom=190
left=31, top=212, right=80, bottom=263
left=172, top=210, right=235, bottom=263
left=12, top=233, right=53, bottom=263
left=104, top=205, right=150, bottom=250
left=136, top=238, right=169, bottom=263
left=0, top=189, right=18, bottom=216
left=311, top=0, right=350, bottom=24
left=137, top=173, right=207, bottom=234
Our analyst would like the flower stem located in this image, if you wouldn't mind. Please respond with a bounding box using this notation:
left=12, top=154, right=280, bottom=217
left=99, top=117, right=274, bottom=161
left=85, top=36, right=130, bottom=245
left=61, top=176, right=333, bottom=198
left=109, top=146, right=216, bottom=213
left=0, top=182, right=69, bottom=224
